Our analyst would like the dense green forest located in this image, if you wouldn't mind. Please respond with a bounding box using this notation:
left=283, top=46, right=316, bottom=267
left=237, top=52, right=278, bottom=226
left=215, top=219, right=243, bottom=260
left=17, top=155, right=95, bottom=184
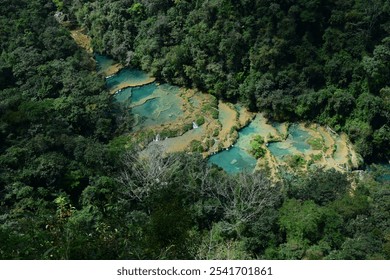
left=0, top=0, right=389, bottom=259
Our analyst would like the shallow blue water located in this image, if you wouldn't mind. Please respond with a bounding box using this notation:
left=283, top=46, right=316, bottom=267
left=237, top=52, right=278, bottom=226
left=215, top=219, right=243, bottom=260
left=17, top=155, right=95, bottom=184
left=114, top=87, right=132, bottom=104
left=130, top=83, right=158, bottom=103
left=130, top=84, right=183, bottom=129
left=96, top=54, right=184, bottom=130
left=267, top=143, right=291, bottom=159
left=207, top=118, right=316, bottom=173
left=132, top=103, right=182, bottom=129
left=95, top=54, right=115, bottom=73
left=208, top=147, right=257, bottom=174
left=132, top=98, right=160, bottom=115
left=239, top=124, right=258, bottom=136
left=289, top=124, right=311, bottom=152
left=113, top=80, right=157, bottom=105
left=106, top=68, right=152, bottom=89
left=266, top=124, right=311, bottom=159
left=271, top=122, right=284, bottom=134
left=97, top=54, right=322, bottom=174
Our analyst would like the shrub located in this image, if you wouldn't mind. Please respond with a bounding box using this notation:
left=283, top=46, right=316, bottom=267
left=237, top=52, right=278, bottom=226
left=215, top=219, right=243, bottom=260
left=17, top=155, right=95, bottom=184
left=307, top=137, right=324, bottom=150
left=190, top=140, right=204, bottom=152
left=250, top=135, right=266, bottom=158
left=196, top=116, right=205, bottom=126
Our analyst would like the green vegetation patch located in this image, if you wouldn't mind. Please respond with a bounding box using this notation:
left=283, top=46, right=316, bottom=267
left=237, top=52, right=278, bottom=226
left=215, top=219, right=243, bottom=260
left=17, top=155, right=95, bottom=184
left=160, top=128, right=180, bottom=139
left=307, top=137, right=324, bottom=150
left=190, top=140, right=204, bottom=152
left=211, top=108, right=219, bottom=119
left=183, top=122, right=193, bottom=132
left=201, top=103, right=218, bottom=118
left=311, top=153, right=323, bottom=162
left=205, top=139, right=215, bottom=149
left=195, top=115, right=205, bottom=126
left=286, top=155, right=306, bottom=168
left=250, top=135, right=266, bottom=159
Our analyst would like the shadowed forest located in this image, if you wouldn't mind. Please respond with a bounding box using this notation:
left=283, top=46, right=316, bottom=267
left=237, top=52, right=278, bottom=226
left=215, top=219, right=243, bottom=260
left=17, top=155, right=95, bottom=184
left=0, top=0, right=389, bottom=259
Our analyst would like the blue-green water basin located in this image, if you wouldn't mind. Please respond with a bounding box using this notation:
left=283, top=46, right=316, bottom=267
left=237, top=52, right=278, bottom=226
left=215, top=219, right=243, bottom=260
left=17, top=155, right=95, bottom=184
left=268, top=124, right=312, bottom=159
left=208, top=147, right=257, bottom=174
left=106, top=68, right=152, bottom=89
left=96, top=54, right=184, bottom=130
left=113, top=83, right=158, bottom=105
left=95, top=54, right=116, bottom=73
left=208, top=116, right=316, bottom=173
left=130, top=85, right=183, bottom=130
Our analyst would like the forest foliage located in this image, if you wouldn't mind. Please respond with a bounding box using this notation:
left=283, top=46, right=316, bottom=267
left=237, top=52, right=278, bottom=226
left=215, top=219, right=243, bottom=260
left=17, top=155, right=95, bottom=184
left=0, top=0, right=389, bottom=260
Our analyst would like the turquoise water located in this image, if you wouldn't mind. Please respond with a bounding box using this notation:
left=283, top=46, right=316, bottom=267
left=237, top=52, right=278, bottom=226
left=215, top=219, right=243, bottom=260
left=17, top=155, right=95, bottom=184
left=130, top=83, right=157, bottom=103
left=239, top=123, right=258, bottom=135
left=132, top=99, right=182, bottom=129
left=267, top=142, right=292, bottom=158
left=208, top=117, right=316, bottom=173
left=106, top=68, right=152, bottom=90
left=95, top=54, right=115, bottom=73
left=208, top=147, right=257, bottom=174
left=96, top=54, right=326, bottom=174
left=133, top=98, right=159, bottom=114
left=114, top=83, right=157, bottom=103
left=207, top=115, right=265, bottom=174
left=289, top=125, right=311, bottom=151
left=114, top=87, right=132, bottom=104
left=113, top=82, right=157, bottom=105
left=234, top=115, right=279, bottom=151
left=96, top=54, right=183, bottom=130
left=131, top=85, right=183, bottom=129
left=207, top=117, right=262, bottom=174
left=95, top=53, right=153, bottom=88
left=271, top=122, right=284, bottom=134
left=267, top=124, right=311, bottom=159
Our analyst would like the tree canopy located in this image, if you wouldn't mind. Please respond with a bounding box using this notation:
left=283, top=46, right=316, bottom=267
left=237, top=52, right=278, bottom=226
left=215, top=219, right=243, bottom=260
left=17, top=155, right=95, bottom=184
left=0, top=0, right=389, bottom=260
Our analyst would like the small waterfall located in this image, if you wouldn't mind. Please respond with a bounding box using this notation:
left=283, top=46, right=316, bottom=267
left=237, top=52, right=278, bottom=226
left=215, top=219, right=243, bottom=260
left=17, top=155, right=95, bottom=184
left=192, top=122, right=199, bottom=129
left=154, top=134, right=160, bottom=142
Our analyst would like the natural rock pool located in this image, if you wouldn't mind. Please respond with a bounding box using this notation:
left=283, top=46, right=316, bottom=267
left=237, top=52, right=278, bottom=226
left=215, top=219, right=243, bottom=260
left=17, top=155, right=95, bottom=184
left=208, top=146, right=257, bottom=174
left=96, top=54, right=184, bottom=130
left=267, top=124, right=312, bottom=159
left=106, top=68, right=155, bottom=93
left=208, top=114, right=360, bottom=174
left=96, top=54, right=361, bottom=176
left=130, top=85, right=183, bottom=130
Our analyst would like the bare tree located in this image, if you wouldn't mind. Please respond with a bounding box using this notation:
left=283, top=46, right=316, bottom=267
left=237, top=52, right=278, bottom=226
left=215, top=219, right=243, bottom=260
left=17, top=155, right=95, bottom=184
left=201, top=171, right=281, bottom=226
left=118, top=144, right=181, bottom=202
